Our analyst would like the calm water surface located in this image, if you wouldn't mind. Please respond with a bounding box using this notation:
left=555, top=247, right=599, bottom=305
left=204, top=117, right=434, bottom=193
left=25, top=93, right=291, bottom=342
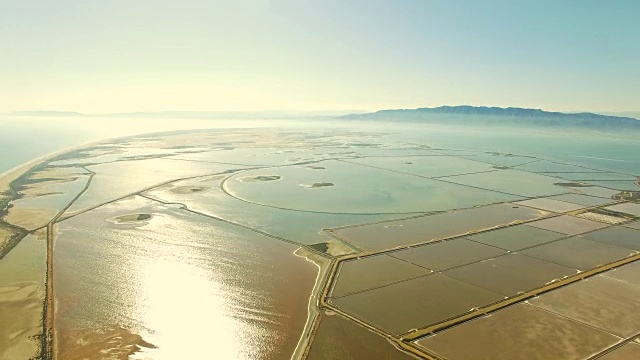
left=55, top=197, right=317, bottom=359
left=1, top=120, right=638, bottom=360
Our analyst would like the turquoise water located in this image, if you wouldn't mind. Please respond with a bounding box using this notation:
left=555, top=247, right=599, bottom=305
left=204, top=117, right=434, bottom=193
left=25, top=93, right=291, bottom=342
left=146, top=175, right=406, bottom=245
left=2, top=117, right=639, bottom=176
left=347, top=155, right=494, bottom=178
left=392, top=125, right=640, bottom=175
left=0, top=119, right=96, bottom=173
left=224, top=160, right=519, bottom=214
left=0, top=116, right=272, bottom=174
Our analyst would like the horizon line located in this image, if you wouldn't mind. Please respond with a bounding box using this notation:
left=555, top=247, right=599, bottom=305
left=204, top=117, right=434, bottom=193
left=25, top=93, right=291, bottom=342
left=4, top=105, right=640, bottom=119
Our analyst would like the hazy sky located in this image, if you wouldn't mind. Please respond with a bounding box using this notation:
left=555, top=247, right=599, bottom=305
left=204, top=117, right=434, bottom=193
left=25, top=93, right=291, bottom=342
left=1, top=0, right=638, bottom=113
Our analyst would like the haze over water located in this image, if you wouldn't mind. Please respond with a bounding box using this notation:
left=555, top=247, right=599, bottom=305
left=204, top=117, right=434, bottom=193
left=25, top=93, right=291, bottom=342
left=2, top=115, right=639, bottom=176
left=2, top=2, right=640, bottom=360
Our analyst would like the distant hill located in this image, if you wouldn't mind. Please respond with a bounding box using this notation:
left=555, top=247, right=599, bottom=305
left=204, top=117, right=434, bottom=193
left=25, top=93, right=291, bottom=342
left=341, top=106, right=640, bottom=130
left=602, top=111, right=640, bottom=120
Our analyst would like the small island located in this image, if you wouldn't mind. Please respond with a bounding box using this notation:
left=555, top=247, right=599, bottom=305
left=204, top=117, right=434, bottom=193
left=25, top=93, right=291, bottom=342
left=238, top=175, right=282, bottom=183
left=300, top=182, right=334, bottom=189
left=112, top=213, right=153, bottom=223
left=170, top=186, right=209, bottom=194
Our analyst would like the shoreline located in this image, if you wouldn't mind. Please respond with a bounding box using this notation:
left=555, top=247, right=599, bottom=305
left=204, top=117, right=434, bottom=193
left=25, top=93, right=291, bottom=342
left=0, top=127, right=214, bottom=195
left=291, top=247, right=333, bottom=360
left=0, top=142, right=98, bottom=195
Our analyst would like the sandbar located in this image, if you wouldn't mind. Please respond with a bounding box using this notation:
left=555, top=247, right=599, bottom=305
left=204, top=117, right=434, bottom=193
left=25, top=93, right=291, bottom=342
left=300, top=182, right=334, bottom=189
left=238, top=175, right=281, bottom=182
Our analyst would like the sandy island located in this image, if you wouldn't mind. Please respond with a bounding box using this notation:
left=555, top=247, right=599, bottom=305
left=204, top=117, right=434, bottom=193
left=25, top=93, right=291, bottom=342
left=300, top=182, right=334, bottom=189
left=110, top=213, right=154, bottom=224
left=169, top=185, right=209, bottom=194
left=238, top=175, right=282, bottom=183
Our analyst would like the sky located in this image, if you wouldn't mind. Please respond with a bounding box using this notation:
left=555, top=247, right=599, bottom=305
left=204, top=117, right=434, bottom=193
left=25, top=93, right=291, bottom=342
left=1, top=0, right=638, bottom=114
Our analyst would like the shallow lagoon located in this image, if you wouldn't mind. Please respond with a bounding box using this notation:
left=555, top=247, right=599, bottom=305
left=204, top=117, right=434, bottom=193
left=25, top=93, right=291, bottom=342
left=145, top=175, right=402, bottom=246
left=346, top=155, right=494, bottom=178
left=55, top=196, right=318, bottom=360
left=224, top=160, right=520, bottom=214
left=442, top=169, right=570, bottom=198
left=0, top=233, right=46, bottom=360
left=331, top=273, right=504, bottom=335
left=64, top=158, right=237, bottom=215
left=0, top=124, right=639, bottom=360
left=306, top=314, right=414, bottom=360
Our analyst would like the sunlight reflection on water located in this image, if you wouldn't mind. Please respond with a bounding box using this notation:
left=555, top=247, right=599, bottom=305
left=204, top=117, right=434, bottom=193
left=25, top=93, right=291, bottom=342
left=54, top=197, right=316, bottom=359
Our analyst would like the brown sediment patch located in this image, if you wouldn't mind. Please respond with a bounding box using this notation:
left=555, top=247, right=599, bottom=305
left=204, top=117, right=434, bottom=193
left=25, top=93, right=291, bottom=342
left=0, top=282, right=44, bottom=360
left=416, top=303, right=618, bottom=360
left=330, top=273, right=504, bottom=335
left=466, top=225, right=565, bottom=251
left=332, top=203, right=548, bottom=252
left=306, top=313, right=414, bottom=360
left=237, top=175, right=281, bottom=182
left=390, top=238, right=506, bottom=271
left=603, top=261, right=640, bottom=286
left=444, top=253, right=576, bottom=297
left=57, top=326, right=156, bottom=360
left=300, top=182, right=334, bottom=189
left=111, top=213, right=153, bottom=223
left=598, top=343, right=640, bottom=360
left=331, top=255, right=431, bottom=297
left=4, top=207, right=59, bottom=230
left=169, top=185, right=210, bottom=194
left=520, top=237, right=636, bottom=271
left=0, top=281, right=38, bottom=300
left=304, top=165, right=326, bottom=170
left=529, top=275, right=640, bottom=338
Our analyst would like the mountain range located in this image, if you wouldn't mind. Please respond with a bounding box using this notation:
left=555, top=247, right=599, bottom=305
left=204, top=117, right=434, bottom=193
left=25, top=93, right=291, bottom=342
left=6, top=106, right=640, bottom=129
left=340, top=106, right=640, bottom=129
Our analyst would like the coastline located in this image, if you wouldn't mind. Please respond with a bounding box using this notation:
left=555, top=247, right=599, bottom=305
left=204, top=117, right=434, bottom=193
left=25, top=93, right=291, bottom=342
left=291, top=247, right=333, bottom=360
left=0, top=130, right=155, bottom=195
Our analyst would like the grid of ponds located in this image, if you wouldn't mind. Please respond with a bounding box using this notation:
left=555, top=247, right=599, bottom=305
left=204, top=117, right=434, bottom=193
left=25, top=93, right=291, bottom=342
left=415, top=260, right=640, bottom=360
left=332, top=203, right=546, bottom=252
